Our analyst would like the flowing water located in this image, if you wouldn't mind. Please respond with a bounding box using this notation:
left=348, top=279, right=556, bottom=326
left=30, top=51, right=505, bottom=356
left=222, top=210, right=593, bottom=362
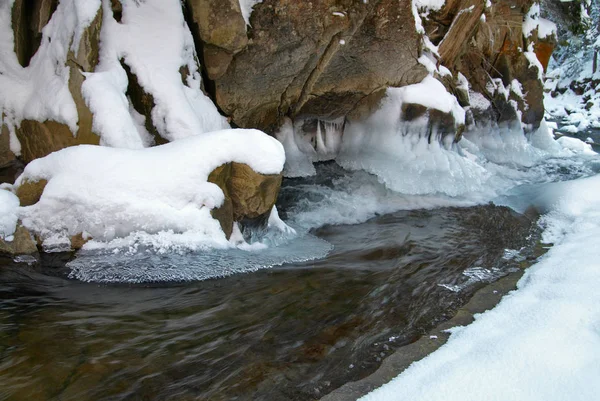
left=0, top=144, right=598, bottom=400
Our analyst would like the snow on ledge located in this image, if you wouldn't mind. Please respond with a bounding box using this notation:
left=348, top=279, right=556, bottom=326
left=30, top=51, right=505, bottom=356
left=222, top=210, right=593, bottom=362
left=15, top=129, right=284, bottom=248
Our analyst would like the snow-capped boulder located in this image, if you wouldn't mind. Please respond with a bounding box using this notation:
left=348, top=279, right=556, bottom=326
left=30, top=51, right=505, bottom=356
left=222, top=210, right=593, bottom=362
left=12, top=129, right=285, bottom=249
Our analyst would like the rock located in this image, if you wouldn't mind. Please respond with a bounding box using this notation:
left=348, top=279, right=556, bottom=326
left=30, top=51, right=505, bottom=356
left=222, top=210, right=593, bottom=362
left=11, top=0, right=57, bottom=68
left=0, top=122, right=16, bottom=168
left=196, top=0, right=427, bottom=132
left=424, top=0, right=550, bottom=130
left=208, top=162, right=282, bottom=238
left=16, top=179, right=47, bottom=206
left=0, top=225, right=38, bottom=256
left=15, top=8, right=103, bottom=162
left=70, top=233, right=90, bottom=250
left=185, top=0, right=248, bottom=53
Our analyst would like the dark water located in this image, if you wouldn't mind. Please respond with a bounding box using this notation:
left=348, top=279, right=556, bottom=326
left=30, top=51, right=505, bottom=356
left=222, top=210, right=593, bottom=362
left=0, top=203, right=538, bottom=400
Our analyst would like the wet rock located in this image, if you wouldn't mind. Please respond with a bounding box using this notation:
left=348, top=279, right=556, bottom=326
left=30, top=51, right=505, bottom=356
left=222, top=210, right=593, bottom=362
left=208, top=162, right=282, bottom=238
left=0, top=225, right=38, bottom=256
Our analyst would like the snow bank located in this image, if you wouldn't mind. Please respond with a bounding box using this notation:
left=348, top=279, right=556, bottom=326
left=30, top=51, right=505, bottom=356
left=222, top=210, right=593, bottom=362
left=0, top=190, right=19, bottom=240
left=360, top=173, right=600, bottom=401
left=16, top=129, right=284, bottom=250
left=556, top=136, right=596, bottom=155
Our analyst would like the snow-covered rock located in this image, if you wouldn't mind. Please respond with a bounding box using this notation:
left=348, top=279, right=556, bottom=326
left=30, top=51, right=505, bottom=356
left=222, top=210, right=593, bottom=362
left=13, top=129, right=285, bottom=250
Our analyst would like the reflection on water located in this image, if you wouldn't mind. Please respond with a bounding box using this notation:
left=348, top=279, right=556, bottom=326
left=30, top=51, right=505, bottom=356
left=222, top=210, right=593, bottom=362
left=0, top=204, right=538, bottom=401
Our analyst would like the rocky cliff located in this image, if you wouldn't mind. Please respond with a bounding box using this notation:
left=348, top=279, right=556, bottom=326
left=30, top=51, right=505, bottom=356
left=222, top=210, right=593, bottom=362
left=1, top=0, right=556, bottom=165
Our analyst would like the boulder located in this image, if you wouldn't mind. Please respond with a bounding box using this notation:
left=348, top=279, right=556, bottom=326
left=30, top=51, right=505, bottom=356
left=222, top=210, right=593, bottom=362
left=208, top=162, right=282, bottom=238
left=0, top=225, right=38, bottom=256
left=189, top=0, right=427, bottom=132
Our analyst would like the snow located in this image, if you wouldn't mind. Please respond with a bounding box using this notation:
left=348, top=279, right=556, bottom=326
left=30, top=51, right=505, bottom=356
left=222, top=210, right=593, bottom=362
left=524, top=43, right=544, bottom=81
left=238, top=0, right=263, bottom=26
left=83, top=0, right=229, bottom=147
left=15, top=129, right=284, bottom=250
left=556, top=136, right=596, bottom=155
left=0, top=0, right=102, bottom=151
left=469, top=91, right=491, bottom=110
left=0, top=0, right=227, bottom=152
left=393, top=75, right=465, bottom=125
left=0, top=190, right=19, bottom=240
left=360, top=173, right=600, bottom=401
left=523, top=3, right=557, bottom=39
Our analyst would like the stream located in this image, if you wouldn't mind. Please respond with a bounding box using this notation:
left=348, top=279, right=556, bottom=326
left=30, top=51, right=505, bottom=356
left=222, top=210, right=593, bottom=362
left=0, top=145, right=598, bottom=400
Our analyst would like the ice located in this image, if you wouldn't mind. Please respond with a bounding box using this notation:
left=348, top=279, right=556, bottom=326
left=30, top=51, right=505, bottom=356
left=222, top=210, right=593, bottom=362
left=0, top=189, right=19, bottom=240
left=68, top=232, right=332, bottom=283
left=360, top=174, right=600, bottom=401
left=15, top=129, right=284, bottom=249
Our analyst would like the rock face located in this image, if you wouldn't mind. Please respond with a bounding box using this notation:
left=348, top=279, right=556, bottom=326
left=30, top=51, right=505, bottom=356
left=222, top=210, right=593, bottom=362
left=189, top=0, right=428, bottom=133
left=13, top=5, right=102, bottom=163
left=208, top=162, right=282, bottom=238
left=423, top=0, right=554, bottom=130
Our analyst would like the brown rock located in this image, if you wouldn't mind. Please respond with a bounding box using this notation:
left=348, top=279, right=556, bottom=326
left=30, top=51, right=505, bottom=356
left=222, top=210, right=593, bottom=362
left=70, top=233, right=90, bottom=250
left=203, top=45, right=235, bottom=80
left=208, top=162, right=282, bottom=238
left=15, top=8, right=102, bottom=162
left=205, top=0, right=427, bottom=132
left=0, top=122, right=16, bottom=168
left=0, top=225, right=38, bottom=256
left=11, top=0, right=58, bottom=67
left=16, top=179, right=47, bottom=206
left=186, top=0, right=248, bottom=53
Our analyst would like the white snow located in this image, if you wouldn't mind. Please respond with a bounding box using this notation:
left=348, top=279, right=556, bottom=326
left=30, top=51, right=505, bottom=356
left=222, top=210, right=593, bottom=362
left=0, top=0, right=228, bottom=151
left=0, top=0, right=102, bottom=149
left=523, top=3, right=557, bottom=39
left=556, top=136, right=596, bottom=155
left=525, top=43, right=544, bottom=80
left=238, top=0, right=263, bottom=26
left=360, top=173, right=600, bottom=401
left=14, top=129, right=284, bottom=250
left=0, top=189, right=19, bottom=240
left=83, top=0, right=229, bottom=147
